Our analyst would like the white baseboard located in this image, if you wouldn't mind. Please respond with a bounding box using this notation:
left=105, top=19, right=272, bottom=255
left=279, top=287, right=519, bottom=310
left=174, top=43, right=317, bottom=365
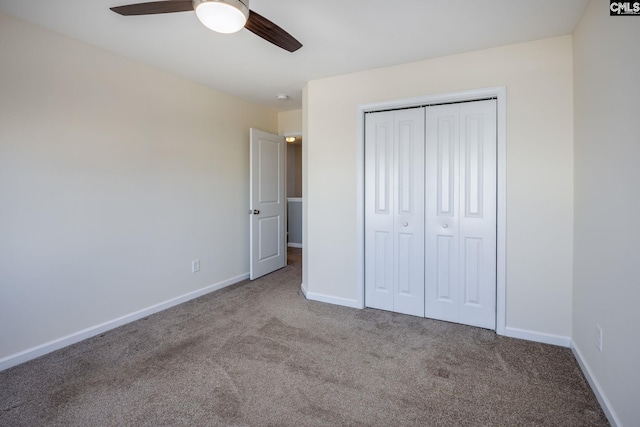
left=503, top=326, right=571, bottom=348
left=287, top=243, right=302, bottom=248
left=304, top=291, right=361, bottom=309
left=571, top=342, right=621, bottom=427
left=300, top=282, right=308, bottom=297
left=0, top=273, right=249, bottom=372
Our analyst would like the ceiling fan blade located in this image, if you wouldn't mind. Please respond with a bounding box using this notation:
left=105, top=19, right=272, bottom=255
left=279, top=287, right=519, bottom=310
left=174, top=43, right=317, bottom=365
left=245, top=10, right=302, bottom=53
left=110, top=0, right=193, bottom=16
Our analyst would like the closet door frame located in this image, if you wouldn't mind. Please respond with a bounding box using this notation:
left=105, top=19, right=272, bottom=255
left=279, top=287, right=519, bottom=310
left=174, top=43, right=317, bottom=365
left=356, top=86, right=507, bottom=335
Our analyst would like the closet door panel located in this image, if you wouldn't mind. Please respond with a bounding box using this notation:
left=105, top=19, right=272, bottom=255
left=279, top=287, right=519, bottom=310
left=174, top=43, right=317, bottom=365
left=365, top=108, right=425, bottom=316
left=425, top=100, right=496, bottom=328
left=393, top=109, right=425, bottom=316
left=425, top=105, right=460, bottom=323
left=365, top=114, right=394, bottom=311
left=459, top=100, right=497, bottom=329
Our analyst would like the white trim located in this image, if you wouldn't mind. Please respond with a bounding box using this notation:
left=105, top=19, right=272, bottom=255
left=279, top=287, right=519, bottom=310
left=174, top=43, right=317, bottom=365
left=495, top=87, right=507, bottom=336
left=355, top=99, right=366, bottom=309
left=300, top=282, right=308, bottom=298
left=355, top=87, right=507, bottom=332
left=571, top=342, right=621, bottom=427
left=287, top=242, right=303, bottom=248
left=304, top=291, right=361, bottom=309
left=357, top=87, right=505, bottom=114
left=503, top=326, right=571, bottom=348
left=287, top=197, right=303, bottom=202
left=282, top=131, right=302, bottom=137
left=0, top=273, right=249, bottom=372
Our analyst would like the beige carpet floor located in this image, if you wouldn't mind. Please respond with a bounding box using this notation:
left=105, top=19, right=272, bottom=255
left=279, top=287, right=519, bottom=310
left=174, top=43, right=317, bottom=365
left=0, top=249, right=608, bottom=426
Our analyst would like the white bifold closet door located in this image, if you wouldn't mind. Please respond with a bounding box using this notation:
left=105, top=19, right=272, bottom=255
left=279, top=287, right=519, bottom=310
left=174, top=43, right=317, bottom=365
left=365, top=99, right=496, bottom=329
left=425, top=100, right=496, bottom=329
left=364, top=108, right=425, bottom=317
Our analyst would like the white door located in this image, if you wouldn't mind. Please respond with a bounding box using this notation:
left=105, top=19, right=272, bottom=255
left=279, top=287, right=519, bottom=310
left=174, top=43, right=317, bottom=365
left=425, top=100, right=497, bottom=329
left=364, top=108, right=425, bottom=316
left=250, top=128, right=286, bottom=280
left=364, top=100, right=497, bottom=329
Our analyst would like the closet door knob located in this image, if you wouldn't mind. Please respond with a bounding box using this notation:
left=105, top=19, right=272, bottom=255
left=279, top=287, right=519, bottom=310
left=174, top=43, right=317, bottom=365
left=442, top=224, right=449, bottom=229
left=403, top=222, right=408, bottom=227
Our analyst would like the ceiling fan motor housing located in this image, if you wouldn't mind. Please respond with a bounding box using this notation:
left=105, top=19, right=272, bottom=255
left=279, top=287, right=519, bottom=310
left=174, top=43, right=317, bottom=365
left=193, top=0, right=250, bottom=33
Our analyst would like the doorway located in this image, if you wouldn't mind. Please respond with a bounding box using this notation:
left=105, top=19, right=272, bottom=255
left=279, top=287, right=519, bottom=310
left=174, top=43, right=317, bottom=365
left=286, top=134, right=303, bottom=251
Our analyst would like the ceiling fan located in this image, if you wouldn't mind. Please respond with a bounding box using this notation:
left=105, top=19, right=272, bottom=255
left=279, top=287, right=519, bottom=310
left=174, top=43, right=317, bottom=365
left=110, top=0, right=302, bottom=52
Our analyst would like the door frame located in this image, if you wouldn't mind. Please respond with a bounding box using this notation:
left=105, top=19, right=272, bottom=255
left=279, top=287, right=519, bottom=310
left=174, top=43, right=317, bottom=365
left=356, top=86, right=507, bottom=335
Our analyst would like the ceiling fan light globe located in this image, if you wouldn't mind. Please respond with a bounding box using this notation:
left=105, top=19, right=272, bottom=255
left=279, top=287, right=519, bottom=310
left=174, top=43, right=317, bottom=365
left=194, top=0, right=249, bottom=34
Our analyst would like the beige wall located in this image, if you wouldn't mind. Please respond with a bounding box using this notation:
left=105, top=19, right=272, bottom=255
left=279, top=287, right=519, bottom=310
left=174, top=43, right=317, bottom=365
left=304, top=36, right=574, bottom=338
left=279, top=109, right=303, bottom=198
left=573, top=1, right=640, bottom=425
left=0, top=14, right=277, bottom=360
left=278, top=109, right=302, bottom=134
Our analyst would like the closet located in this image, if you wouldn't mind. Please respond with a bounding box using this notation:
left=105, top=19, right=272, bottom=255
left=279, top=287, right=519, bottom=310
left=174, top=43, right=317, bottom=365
left=364, top=99, right=497, bottom=329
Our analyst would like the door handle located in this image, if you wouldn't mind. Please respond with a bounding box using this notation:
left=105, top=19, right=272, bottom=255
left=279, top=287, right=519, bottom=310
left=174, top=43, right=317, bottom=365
left=253, top=209, right=260, bottom=215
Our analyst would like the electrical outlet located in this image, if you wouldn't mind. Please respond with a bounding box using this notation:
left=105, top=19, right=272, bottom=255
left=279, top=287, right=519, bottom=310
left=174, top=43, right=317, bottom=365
left=192, top=259, right=200, bottom=273
left=596, top=325, right=603, bottom=352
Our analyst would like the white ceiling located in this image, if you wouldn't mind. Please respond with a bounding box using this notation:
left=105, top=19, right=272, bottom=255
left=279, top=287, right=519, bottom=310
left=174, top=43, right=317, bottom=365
left=0, top=0, right=589, bottom=111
